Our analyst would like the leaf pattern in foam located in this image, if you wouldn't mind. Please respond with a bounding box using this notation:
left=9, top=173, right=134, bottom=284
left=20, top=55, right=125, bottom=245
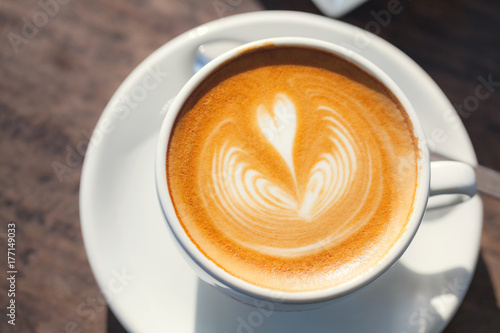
left=257, top=93, right=297, bottom=180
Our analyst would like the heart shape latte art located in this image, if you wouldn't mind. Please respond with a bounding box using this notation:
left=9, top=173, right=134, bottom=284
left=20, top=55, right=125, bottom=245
left=200, top=93, right=381, bottom=257
left=167, top=46, right=419, bottom=291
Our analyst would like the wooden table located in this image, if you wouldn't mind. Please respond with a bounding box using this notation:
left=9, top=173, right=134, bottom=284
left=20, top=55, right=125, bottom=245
left=1, top=0, right=499, bottom=332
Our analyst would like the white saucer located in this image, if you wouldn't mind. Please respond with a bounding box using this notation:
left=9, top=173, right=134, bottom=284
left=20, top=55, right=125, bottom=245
left=80, top=11, right=483, bottom=333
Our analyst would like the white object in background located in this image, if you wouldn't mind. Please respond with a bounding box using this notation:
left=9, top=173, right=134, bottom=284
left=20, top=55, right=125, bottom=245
left=312, top=0, right=368, bottom=17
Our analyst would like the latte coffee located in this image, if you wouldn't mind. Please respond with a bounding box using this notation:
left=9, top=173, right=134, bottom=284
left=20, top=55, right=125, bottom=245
left=166, top=45, right=419, bottom=292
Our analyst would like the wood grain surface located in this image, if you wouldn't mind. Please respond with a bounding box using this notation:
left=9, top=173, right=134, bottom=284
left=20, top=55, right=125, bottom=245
left=0, top=0, right=499, bottom=332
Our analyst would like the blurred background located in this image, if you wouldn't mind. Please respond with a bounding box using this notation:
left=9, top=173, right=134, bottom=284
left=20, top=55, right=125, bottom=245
left=0, top=0, right=499, bottom=332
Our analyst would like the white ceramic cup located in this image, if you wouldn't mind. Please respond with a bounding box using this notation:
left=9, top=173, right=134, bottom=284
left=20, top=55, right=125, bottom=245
left=155, top=37, right=476, bottom=310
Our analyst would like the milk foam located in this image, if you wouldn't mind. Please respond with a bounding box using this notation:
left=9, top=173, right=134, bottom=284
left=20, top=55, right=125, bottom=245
left=204, top=94, right=370, bottom=257
left=167, top=46, right=419, bottom=292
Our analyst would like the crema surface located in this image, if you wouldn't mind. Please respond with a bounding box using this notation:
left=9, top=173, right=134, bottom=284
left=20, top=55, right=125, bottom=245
left=167, top=46, right=419, bottom=292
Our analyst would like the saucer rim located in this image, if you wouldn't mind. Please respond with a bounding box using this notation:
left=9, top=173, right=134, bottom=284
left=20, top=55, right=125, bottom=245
left=80, top=10, right=482, bottom=333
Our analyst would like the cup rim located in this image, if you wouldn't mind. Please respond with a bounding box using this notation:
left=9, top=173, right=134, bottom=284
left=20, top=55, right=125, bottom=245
left=155, top=37, right=430, bottom=304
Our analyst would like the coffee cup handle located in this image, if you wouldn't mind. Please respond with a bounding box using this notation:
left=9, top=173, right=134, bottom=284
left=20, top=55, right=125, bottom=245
left=428, top=161, right=476, bottom=207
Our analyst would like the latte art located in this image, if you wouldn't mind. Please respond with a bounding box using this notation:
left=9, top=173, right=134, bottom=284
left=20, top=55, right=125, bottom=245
left=203, top=94, right=372, bottom=257
left=167, top=46, right=419, bottom=292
